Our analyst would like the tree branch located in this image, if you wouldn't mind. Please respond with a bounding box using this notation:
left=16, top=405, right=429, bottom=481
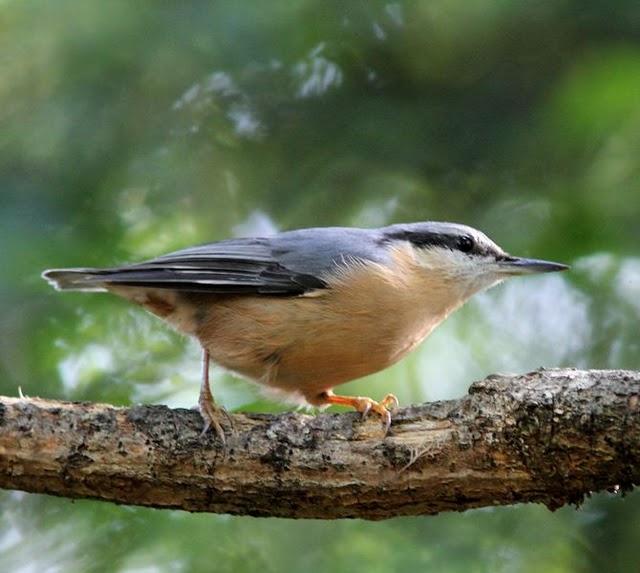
left=1, top=368, right=638, bottom=519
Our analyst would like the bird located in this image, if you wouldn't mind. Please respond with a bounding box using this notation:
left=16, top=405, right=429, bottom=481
left=42, top=221, right=568, bottom=442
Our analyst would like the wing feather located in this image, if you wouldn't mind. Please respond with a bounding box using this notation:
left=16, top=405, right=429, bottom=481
left=43, top=228, right=388, bottom=295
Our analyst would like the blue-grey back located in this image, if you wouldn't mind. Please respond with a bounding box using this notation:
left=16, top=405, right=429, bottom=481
left=43, top=221, right=492, bottom=295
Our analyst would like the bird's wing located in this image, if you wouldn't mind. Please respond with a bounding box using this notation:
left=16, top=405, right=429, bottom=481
left=44, top=228, right=388, bottom=295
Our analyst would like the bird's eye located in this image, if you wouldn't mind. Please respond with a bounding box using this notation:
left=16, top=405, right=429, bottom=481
left=457, top=236, right=474, bottom=253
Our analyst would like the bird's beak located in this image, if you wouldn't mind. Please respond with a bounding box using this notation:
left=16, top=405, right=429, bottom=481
left=497, top=256, right=570, bottom=275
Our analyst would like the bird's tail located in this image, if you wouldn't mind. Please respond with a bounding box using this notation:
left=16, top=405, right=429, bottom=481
left=42, top=268, right=110, bottom=292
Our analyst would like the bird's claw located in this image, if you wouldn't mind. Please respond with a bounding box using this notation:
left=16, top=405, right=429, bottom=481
left=360, top=401, right=372, bottom=420
left=380, top=393, right=399, bottom=411
left=198, top=395, right=233, bottom=445
left=355, top=393, right=399, bottom=435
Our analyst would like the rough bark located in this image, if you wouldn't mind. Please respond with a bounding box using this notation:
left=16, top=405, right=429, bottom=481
left=0, top=368, right=638, bottom=519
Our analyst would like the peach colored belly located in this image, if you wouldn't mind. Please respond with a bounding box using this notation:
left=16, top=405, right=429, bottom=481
left=108, top=243, right=457, bottom=405
left=190, top=291, right=441, bottom=402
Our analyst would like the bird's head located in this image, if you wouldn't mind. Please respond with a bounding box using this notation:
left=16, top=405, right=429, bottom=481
left=383, top=222, right=568, bottom=299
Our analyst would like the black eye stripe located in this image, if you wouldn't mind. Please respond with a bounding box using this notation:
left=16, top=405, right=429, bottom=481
left=384, top=230, right=479, bottom=253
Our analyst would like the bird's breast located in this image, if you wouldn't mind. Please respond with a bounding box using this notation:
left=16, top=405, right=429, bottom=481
left=190, top=246, right=458, bottom=399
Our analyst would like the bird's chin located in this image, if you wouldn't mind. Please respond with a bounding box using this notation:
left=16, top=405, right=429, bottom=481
left=458, top=273, right=505, bottom=299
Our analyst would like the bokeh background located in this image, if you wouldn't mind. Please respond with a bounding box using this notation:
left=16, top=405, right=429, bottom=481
left=2, top=1, right=640, bottom=571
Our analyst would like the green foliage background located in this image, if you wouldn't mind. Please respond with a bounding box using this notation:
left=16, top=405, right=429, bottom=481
left=1, top=1, right=639, bottom=571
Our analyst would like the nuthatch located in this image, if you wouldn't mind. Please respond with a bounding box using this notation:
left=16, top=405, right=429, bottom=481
left=43, top=221, right=568, bottom=440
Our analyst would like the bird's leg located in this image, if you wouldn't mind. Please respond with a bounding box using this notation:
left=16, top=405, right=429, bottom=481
left=198, top=348, right=233, bottom=444
left=318, top=391, right=399, bottom=435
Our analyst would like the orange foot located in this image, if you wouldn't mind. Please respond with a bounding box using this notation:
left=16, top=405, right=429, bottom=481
left=319, top=391, right=399, bottom=434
